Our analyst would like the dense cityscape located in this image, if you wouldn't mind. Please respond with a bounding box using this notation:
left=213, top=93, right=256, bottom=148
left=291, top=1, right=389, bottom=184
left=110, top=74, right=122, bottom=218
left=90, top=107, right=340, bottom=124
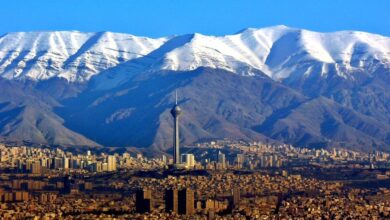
left=1, top=140, right=390, bottom=219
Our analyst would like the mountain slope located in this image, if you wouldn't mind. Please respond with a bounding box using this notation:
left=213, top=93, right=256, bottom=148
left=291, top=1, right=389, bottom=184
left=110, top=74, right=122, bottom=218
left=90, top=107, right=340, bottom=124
left=56, top=67, right=390, bottom=150
left=57, top=68, right=305, bottom=149
left=1, top=26, right=389, bottom=84
left=0, top=31, right=167, bottom=82
left=0, top=26, right=389, bottom=151
left=156, top=26, right=390, bottom=80
left=0, top=79, right=99, bottom=147
left=255, top=97, right=390, bottom=151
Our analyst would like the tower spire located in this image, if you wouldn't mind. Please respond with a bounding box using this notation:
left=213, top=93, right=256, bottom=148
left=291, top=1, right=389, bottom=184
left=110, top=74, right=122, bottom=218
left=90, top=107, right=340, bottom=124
left=175, top=90, right=178, bottom=105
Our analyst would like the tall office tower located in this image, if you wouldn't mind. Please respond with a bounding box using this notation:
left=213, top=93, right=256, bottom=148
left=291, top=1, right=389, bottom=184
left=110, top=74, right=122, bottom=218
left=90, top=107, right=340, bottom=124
left=40, top=158, right=50, bottom=168
left=31, top=162, right=42, bottom=175
left=218, top=151, right=226, bottom=169
left=71, top=159, right=80, bottom=169
left=135, top=189, right=153, bottom=213
left=25, top=160, right=33, bottom=172
left=63, top=175, right=72, bottom=194
left=178, top=189, right=195, bottom=215
left=170, top=91, right=182, bottom=165
left=165, top=189, right=179, bottom=213
left=107, top=155, right=117, bottom=171
left=63, top=157, right=69, bottom=169
left=232, top=187, right=240, bottom=208
left=165, top=188, right=194, bottom=215
left=52, top=157, right=63, bottom=169
left=102, top=162, right=108, bottom=171
left=162, top=155, right=167, bottom=165
left=236, top=154, right=245, bottom=168
left=181, top=154, right=195, bottom=168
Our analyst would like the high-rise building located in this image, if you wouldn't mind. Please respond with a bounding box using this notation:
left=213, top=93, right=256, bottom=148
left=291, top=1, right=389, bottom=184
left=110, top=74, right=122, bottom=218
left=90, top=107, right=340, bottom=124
left=63, top=175, right=72, bottom=194
left=90, top=162, right=103, bottom=172
left=136, top=189, right=153, bottom=213
left=102, top=162, right=108, bottom=171
left=235, top=154, right=245, bottom=168
left=232, top=187, right=240, bottom=208
left=181, top=154, right=195, bottom=168
left=170, top=91, right=182, bottom=165
left=40, top=158, right=51, bottom=168
left=165, top=188, right=194, bottom=215
left=218, top=151, right=226, bottom=169
left=165, top=189, right=179, bottom=213
left=52, top=157, right=63, bottom=169
left=162, top=155, right=167, bottom=165
left=63, top=157, right=69, bottom=169
left=178, top=188, right=195, bottom=215
left=107, top=155, right=116, bottom=171
left=31, top=162, right=42, bottom=175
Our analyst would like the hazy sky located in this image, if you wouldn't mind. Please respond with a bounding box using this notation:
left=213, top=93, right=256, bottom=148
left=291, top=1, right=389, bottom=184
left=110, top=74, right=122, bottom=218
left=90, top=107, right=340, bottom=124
left=0, top=0, right=389, bottom=37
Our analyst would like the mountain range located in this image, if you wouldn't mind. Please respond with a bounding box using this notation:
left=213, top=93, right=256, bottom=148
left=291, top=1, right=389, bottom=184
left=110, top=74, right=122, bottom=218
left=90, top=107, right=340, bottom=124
left=0, top=25, right=389, bottom=152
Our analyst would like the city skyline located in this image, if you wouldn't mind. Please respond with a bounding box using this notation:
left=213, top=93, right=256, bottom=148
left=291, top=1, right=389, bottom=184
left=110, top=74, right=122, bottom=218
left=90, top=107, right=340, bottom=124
left=1, top=141, right=390, bottom=218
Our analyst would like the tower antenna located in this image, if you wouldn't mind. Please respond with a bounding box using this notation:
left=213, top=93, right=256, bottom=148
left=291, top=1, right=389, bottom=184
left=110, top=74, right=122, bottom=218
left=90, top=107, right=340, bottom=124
left=175, top=90, right=178, bottom=105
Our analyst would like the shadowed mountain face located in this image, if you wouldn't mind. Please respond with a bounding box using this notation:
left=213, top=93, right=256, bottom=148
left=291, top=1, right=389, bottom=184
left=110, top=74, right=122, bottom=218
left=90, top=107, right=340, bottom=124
left=0, top=79, right=98, bottom=147
left=255, top=97, right=390, bottom=151
left=0, top=27, right=389, bottom=151
left=56, top=68, right=299, bottom=149
left=0, top=67, right=388, bottom=151
left=48, top=67, right=390, bottom=151
left=281, top=65, right=390, bottom=124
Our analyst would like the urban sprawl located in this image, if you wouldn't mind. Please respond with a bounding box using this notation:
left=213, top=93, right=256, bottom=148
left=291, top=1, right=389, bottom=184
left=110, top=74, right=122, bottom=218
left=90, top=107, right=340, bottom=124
left=0, top=141, right=390, bottom=219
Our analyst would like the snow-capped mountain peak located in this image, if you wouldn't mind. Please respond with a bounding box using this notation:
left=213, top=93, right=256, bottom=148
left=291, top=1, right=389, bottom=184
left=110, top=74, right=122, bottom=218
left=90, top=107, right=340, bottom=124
left=0, top=31, right=168, bottom=82
left=0, top=26, right=389, bottom=84
left=153, top=26, right=390, bottom=80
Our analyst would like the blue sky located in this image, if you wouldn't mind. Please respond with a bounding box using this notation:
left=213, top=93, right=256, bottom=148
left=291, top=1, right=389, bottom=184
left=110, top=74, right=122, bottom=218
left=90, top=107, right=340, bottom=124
left=0, top=0, right=389, bottom=37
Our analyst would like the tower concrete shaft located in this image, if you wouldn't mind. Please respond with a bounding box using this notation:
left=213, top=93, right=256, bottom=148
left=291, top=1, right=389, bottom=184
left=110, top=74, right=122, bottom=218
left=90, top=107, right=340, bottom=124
left=173, top=114, right=180, bottom=164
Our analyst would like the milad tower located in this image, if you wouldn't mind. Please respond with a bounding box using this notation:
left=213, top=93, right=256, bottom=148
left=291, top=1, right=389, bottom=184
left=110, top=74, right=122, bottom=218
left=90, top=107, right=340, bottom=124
left=170, top=91, right=182, bottom=165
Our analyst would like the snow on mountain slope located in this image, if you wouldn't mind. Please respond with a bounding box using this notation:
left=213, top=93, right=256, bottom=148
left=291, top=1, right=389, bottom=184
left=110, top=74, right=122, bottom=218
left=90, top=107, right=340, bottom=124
left=0, top=26, right=389, bottom=83
left=0, top=31, right=168, bottom=81
left=156, top=25, right=390, bottom=80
